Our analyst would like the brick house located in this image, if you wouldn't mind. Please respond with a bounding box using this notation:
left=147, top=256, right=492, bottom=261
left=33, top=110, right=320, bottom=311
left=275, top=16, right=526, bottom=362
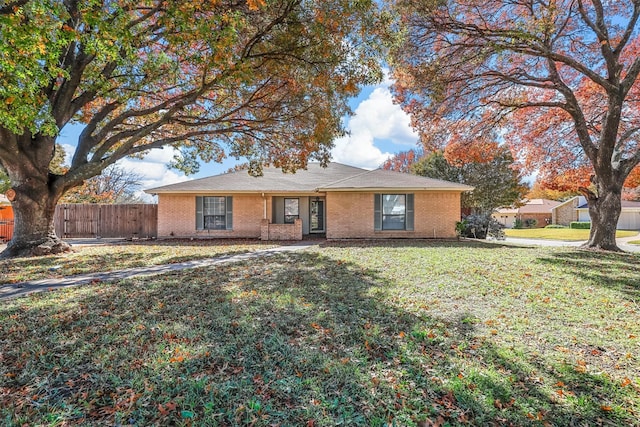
left=145, top=163, right=473, bottom=240
left=552, top=196, right=640, bottom=229
left=493, top=199, right=562, bottom=228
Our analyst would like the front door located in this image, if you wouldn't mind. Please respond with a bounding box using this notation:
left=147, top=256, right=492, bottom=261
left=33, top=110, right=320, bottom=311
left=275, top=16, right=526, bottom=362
left=310, top=199, right=325, bottom=233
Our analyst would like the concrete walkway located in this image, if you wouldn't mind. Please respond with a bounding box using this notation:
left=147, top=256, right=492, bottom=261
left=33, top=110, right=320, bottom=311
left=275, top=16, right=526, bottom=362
left=490, top=232, right=640, bottom=252
left=0, top=242, right=317, bottom=301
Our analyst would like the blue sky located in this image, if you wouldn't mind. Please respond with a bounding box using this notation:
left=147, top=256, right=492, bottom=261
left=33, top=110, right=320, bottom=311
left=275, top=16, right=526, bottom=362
left=57, top=72, right=419, bottom=199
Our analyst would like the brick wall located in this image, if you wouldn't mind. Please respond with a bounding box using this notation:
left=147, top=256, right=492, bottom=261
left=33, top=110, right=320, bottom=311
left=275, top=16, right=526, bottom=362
left=157, top=194, right=264, bottom=238
left=517, top=213, right=552, bottom=228
left=325, top=191, right=461, bottom=239
left=554, top=199, right=579, bottom=226
left=260, top=218, right=302, bottom=240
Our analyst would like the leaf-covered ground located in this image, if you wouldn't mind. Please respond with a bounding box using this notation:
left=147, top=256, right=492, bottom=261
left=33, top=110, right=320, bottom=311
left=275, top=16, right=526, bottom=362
left=0, top=239, right=278, bottom=284
left=1, top=240, right=639, bottom=426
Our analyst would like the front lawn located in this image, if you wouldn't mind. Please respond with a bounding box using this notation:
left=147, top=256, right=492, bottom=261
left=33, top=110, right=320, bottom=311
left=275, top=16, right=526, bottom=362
left=505, top=228, right=638, bottom=241
left=0, top=239, right=277, bottom=284
left=1, top=241, right=639, bottom=426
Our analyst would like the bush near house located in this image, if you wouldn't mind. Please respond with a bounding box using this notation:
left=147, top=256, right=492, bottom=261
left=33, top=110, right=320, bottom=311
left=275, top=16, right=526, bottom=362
left=456, top=214, right=504, bottom=239
left=570, top=221, right=591, bottom=229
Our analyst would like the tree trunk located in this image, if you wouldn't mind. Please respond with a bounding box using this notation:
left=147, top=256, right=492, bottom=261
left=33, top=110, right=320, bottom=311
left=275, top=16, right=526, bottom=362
left=1, top=185, right=71, bottom=258
left=0, top=133, right=71, bottom=259
left=581, top=184, right=622, bottom=252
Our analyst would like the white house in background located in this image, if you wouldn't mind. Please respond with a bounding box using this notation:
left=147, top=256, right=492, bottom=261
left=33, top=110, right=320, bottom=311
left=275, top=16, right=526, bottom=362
left=551, top=196, right=640, bottom=230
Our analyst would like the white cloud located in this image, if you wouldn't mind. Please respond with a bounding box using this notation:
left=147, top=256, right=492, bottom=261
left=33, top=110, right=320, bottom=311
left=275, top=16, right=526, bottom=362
left=332, top=131, right=392, bottom=170
left=331, top=73, right=419, bottom=169
left=60, top=143, right=76, bottom=165
left=116, top=147, right=190, bottom=202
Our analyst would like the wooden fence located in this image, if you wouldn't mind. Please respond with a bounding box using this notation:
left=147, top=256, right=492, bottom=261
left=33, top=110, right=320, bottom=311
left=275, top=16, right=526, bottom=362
left=54, top=204, right=157, bottom=239
left=0, top=220, right=13, bottom=242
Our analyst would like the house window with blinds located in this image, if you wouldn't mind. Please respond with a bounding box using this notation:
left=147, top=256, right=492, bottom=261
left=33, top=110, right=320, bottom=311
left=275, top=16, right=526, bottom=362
left=196, top=196, right=233, bottom=230
left=374, top=194, right=414, bottom=231
left=284, top=198, right=300, bottom=224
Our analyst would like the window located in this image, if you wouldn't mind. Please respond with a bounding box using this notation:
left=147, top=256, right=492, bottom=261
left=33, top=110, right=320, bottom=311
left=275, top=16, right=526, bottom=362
left=196, top=196, right=233, bottom=230
left=374, top=194, right=414, bottom=231
left=284, top=198, right=299, bottom=224
left=383, top=194, right=406, bottom=230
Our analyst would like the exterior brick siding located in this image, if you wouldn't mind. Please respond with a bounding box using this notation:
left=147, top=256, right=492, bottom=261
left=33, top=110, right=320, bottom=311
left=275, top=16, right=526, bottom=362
left=326, top=191, right=461, bottom=239
left=261, top=218, right=302, bottom=240
left=517, top=213, right=552, bottom=228
left=553, top=199, right=579, bottom=226
left=158, top=191, right=462, bottom=240
left=157, top=194, right=264, bottom=238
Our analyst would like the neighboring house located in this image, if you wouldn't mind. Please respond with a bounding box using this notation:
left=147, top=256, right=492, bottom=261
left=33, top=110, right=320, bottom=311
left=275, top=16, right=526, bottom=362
left=493, top=199, right=562, bottom=228
left=577, top=200, right=640, bottom=230
left=551, top=196, right=640, bottom=229
left=551, top=196, right=582, bottom=226
left=145, top=162, right=473, bottom=240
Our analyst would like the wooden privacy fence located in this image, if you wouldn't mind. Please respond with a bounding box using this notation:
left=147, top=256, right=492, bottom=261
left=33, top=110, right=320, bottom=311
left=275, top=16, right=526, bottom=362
left=54, top=204, right=157, bottom=239
left=0, top=220, right=13, bottom=242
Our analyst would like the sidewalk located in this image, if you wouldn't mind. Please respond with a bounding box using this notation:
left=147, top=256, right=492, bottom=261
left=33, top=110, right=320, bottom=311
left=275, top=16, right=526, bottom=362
left=0, top=241, right=317, bottom=301
left=495, top=232, right=640, bottom=252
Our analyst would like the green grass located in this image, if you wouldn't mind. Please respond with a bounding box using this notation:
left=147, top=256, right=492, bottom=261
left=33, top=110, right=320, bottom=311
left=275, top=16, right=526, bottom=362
left=0, top=239, right=277, bottom=284
left=505, top=228, right=638, bottom=241
left=627, top=240, right=640, bottom=245
left=1, top=240, right=639, bottom=426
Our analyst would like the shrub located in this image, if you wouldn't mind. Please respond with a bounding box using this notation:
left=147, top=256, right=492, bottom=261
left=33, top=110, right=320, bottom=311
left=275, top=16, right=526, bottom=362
left=455, top=219, right=468, bottom=238
left=545, top=224, right=567, bottom=229
left=513, top=218, right=523, bottom=229
left=457, top=214, right=504, bottom=239
left=570, top=221, right=591, bottom=229
left=524, top=218, right=538, bottom=228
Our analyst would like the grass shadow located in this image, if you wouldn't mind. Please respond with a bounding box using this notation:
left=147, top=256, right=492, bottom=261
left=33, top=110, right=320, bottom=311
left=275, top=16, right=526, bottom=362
left=536, top=249, right=640, bottom=299
left=319, top=238, right=537, bottom=251
left=0, top=251, right=637, bottom=425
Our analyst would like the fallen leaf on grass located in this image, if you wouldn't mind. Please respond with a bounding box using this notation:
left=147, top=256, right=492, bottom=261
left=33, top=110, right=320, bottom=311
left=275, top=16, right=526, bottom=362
left=158, top=401, right=177, bottom=416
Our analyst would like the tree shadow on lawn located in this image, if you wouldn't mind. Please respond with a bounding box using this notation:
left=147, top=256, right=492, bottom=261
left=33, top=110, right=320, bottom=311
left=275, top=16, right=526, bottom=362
left=319, top=239, right=535, bottom=251
left=0, top=252, right=636, bottom=426
left=0, top=251, right=158, bottom=285
left=536, top=249, right=640, bottom=299
left=132, top=238, right=276, bottom=248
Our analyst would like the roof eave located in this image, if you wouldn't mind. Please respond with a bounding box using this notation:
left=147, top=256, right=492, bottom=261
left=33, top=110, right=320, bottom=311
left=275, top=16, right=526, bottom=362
left=317, top=186, right=474, bottom=192
left=145, top=189, right=321, bottom=195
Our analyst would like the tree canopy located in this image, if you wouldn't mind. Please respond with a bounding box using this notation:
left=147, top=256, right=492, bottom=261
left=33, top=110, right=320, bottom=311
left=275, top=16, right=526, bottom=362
left=390, top=0, right=640, bottom=250
left=61, top=164, right=143, bottom=204
left=0, top=0, right=387, bottom=257
left=384, top=144, right=528, bottom=215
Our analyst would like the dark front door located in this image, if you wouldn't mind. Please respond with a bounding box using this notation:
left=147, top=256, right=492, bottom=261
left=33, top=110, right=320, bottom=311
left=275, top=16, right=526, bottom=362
left=310, top=199, right=325, bottom=233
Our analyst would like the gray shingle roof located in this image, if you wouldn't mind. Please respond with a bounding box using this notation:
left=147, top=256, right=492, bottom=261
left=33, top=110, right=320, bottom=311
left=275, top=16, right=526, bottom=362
left=317, top=168, right=473, bottom=191
left=578, top=200, right=640, bottom=209
left=145, top=162, right=473, bottom=194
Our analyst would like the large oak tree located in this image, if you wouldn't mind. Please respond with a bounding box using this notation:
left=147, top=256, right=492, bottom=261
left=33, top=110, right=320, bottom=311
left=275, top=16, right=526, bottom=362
left=391, top=0, right=640, bottom=250
left=0, top=0, right=385, bottom=257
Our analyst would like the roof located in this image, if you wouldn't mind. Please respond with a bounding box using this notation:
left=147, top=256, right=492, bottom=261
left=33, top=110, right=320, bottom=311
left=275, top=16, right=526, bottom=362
left=578, top=200, right=640, bottom=209
left=317, top=168, right=473, bottom=191
left=551, top=195, right=582, bottom=210
left=495, top=198, right=562, bottom=214
left=517, top=199, right=562, bottom=213
left=145, top=162, right=474, bottom=194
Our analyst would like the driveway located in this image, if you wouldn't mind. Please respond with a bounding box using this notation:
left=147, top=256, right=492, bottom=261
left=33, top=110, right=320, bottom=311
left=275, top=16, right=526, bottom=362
left=496, top=232, right=640, bottom=252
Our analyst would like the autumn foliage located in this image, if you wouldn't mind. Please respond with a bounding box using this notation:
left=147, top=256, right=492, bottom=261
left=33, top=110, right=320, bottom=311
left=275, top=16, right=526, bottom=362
left=390, top=0, right=640, bottom=250
left=0, top=0, right=386, bottom=257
